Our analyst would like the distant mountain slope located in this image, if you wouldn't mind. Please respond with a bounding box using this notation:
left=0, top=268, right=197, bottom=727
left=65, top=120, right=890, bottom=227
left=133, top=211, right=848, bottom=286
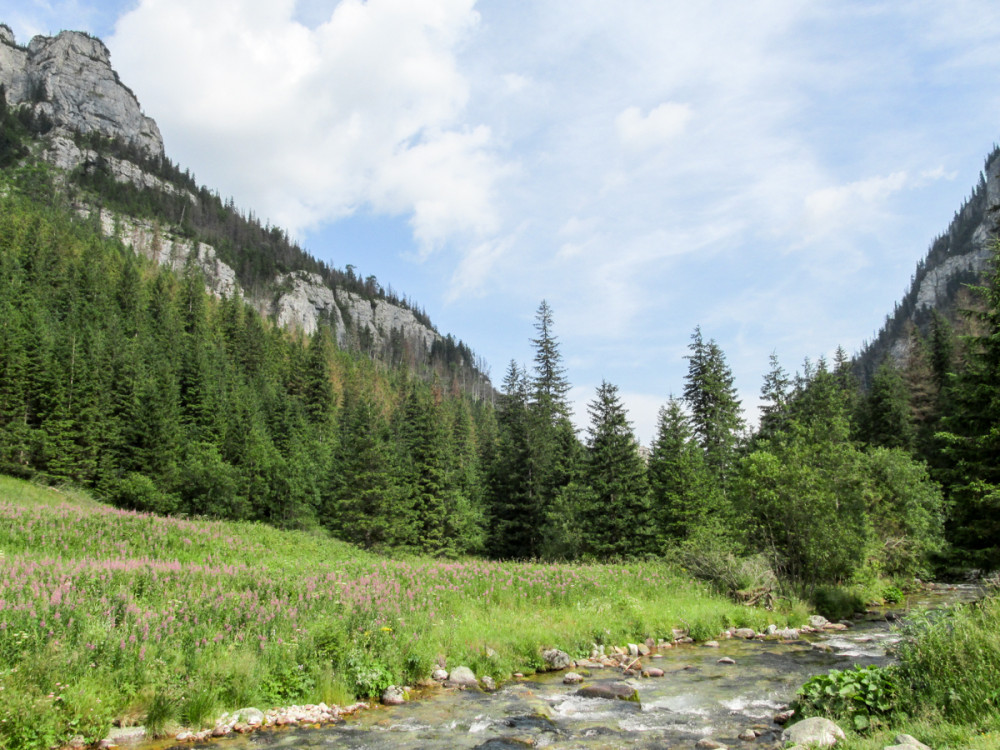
left=0, top=24, right=492, bottom=398
left=854, top=146, right=1000, bottom=386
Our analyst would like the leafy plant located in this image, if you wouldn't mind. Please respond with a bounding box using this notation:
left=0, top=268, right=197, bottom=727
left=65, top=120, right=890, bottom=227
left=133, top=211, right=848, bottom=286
left=346, top=652, right=395, bottom=699
left=792, top=664, right=898, bottom=732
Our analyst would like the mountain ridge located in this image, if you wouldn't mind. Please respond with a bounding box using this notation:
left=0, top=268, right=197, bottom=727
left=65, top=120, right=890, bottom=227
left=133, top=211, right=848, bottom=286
left=854, top=146, right=1000, bottom=385
left=0, top=24, right=492, bottom=397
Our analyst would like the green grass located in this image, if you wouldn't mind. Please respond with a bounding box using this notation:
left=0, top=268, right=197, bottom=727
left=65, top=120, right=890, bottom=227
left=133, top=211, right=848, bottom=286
left=0, top=475, right=805, bottom=750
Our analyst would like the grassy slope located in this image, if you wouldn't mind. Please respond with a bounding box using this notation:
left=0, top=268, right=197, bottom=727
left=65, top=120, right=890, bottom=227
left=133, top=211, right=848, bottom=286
left=0, top=476, right=806, bottom=749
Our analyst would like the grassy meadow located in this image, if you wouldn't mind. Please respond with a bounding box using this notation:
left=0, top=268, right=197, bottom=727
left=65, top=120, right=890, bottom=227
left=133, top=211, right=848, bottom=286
left=0, top=475, right=807, bottom=749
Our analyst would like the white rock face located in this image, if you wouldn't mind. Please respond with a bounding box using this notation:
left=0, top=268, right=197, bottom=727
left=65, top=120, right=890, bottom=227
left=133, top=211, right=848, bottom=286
left=272, top=271, right=345, bottom=339
left=0, top=28, right=163, bottom=158
left=44, top=131, right=195, bottom=201
left=269, top=272, right=440, bottom=355
left=83, top=207, right=241, bottom=300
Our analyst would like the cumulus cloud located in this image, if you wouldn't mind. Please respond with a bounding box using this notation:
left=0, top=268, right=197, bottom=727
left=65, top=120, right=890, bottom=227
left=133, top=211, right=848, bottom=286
left=109, top=0, right=505, bottom=245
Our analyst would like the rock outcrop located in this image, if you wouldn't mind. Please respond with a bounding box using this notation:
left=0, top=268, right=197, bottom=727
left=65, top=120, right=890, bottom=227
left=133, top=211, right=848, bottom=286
left=0, top=26, right=163, bottom=157
left=856, top=148, right=1000, bottom=384
left=1, top=24, right=471, bottom=384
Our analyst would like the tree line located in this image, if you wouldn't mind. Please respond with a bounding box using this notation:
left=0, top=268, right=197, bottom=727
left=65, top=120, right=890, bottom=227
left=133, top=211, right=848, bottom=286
left=1, top=148, right=998, bottom=583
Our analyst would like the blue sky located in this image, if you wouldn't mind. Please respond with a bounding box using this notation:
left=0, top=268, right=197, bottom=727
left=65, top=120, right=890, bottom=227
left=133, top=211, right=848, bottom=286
left=6, top=0, right=1000, bottom=444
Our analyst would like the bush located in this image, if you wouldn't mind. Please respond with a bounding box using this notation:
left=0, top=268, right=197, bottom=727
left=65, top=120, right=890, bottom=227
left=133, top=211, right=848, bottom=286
left=811, top=585, right=866, bottom=621
left=792, top=664, right=898, bottom=733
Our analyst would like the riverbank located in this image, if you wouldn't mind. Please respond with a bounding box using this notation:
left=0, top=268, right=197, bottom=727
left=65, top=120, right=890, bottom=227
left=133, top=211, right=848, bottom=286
left=0, top=476, right=809, bottom=750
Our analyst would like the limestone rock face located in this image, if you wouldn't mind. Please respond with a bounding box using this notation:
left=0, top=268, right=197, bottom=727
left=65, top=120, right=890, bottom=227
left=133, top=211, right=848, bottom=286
left=83, top=208, right=241, bottom=300
left=273, top=271, right=345, bottom=340
left=0, top=27, right=164, bottom=158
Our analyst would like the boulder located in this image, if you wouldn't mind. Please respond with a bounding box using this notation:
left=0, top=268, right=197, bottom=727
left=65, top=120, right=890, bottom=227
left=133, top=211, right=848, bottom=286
left=781, top=717, right=845, bottom=747
left=106, top=727, right=146, bottom=745
left=885, top=735, right=931, bottom=750
left=808, top=615, right=830, bottom=629
left=542, top=648, right=573, bottom=670
left=734, top=628, right=756, bottom=639
left=381, top=686, right=405, bottom=705
left=447, top=666, right=479, bottom=687
left=576, top=682, right=640, bottom=702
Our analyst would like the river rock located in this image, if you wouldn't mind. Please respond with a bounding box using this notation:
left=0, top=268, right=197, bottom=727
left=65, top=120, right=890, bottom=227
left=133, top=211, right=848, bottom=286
left=576, top=682, right=640, bottom=702
left=781, top=717, right=845, bottom=747
left=432, top=668, right=449, bottom=681
left=542, top=648, right=573, bottom=670
left=481, top=675, right=497, bottom=691
left=227, top=708, right=264, bottom=726
left=381, top=686, right=406, bottom=705
left=885, top=735, right=931, bottom=750
left=773, top=709, right=795, bottom=724
left=734, top=628, right=756, bottom=639
left=703, top=640, right=720, bottom=648
left=577, top=659, right=605, bottom=669
left=637, top=642, right=651, bottom=656
left=695, top=740, right=727, bottom=749
left=627, top=643, right=639, bottom=656
left=563, top=672, right=584, bottom=684
left=718, top=657, right=736, bottom=665
left=106, top=727, right=147, bottom=745
left=738, top=728, right=757, bottom=740
left=765, top=624, right=778, bottom=635
left=808, top=615, right=830, bottom=628
left=777, top=628, right=800, bottom=639
left=448, top=666, right=479, bottom=687
left=642, top=667, right=664, bottom=677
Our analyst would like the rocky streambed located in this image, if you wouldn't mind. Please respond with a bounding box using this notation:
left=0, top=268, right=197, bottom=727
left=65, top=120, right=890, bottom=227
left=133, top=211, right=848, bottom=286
left=127, top=583, right=981, bottom=750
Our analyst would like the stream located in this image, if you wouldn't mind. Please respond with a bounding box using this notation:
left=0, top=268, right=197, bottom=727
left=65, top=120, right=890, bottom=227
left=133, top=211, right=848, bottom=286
left=196, top=584, right=982, bottom=750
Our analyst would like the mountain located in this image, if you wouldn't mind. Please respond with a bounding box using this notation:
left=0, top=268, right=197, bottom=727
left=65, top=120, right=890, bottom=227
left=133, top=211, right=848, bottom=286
left=0, top=24, right=492, bottom=399
left=854, top=147, right=1000, bottom=385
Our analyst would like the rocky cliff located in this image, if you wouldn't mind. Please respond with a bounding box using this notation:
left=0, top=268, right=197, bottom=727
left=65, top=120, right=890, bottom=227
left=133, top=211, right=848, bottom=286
left=854, top=148, right=1000, bottom=384
left=0, top=25, right=163, bottom=157
left=0, top=24, right=479, bottom=383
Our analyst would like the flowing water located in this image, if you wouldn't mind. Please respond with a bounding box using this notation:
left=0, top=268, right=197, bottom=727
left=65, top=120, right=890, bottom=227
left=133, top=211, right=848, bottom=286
left=196, top=584, right=982, bottom=750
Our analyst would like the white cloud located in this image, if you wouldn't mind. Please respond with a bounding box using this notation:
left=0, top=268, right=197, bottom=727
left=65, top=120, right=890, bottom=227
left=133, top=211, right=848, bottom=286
left=108, top=0, right=504, bottom=243
left=615, top=102, right=692, bottom=150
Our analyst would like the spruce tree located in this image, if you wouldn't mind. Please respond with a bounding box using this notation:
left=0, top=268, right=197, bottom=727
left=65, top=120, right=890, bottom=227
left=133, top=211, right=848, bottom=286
left=582, top=380, right=650, bottom=557
left=486, top=361, right=535, bottom=558
left=648, top=398, right=712, bottom=540
left=683, top=326, right=744, bottom=484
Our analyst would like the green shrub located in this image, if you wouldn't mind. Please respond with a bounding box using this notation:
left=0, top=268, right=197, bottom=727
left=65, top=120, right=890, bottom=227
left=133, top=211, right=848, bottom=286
left=345, top=652, right=395, bottom=698
left=179, top=688, right=216, bottom=729
left=143, top=690, right=178, bottom=737
left=792, top=664, right=898, bottom=732
left=812, top=585, right=866, bottom=620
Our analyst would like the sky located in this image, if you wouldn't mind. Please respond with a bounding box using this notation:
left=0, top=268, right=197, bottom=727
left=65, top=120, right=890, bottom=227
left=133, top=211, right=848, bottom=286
left=6, top=0, right=1000, bottom=445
